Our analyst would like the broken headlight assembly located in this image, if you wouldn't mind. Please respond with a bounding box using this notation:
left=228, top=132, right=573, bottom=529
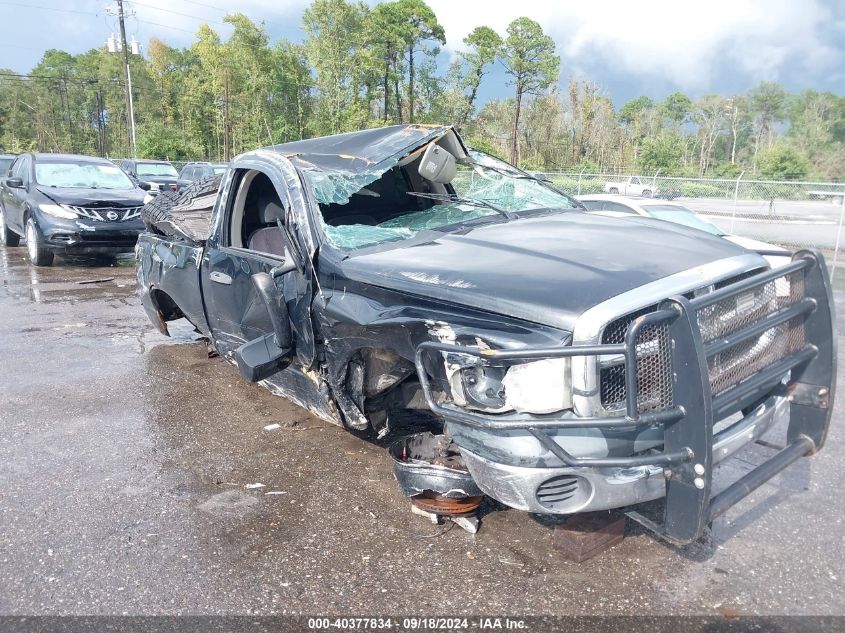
left=445, top=354, right=572, bottom=415
left=39, top=203, right=78, bottom=219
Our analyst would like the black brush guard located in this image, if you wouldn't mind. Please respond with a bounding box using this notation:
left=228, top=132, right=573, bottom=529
left=414, top=250, right=836, bottom=544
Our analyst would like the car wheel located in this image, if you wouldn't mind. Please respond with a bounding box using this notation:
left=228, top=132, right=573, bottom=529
left=609, top=187, right=619, bottom=194
left=642, top=189, right=653, bottom=198
left=0, top=205, right=21, bottom=247
left=25, top=218, right=54, bottom=266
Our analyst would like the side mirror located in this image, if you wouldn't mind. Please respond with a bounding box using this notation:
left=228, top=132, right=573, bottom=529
left=419, top=143, right=457, bottom=184
left=138, top=181, right=152, bottom=191
left=6, top=177, right=24, bottom=189
left=233, top=271, right=293, bottom=382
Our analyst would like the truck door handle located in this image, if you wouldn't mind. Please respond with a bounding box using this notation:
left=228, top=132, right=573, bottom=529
left=209, top=271, right=233, bottom=285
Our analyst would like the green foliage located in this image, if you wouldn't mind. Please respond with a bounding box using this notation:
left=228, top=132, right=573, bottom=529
left=499, top=17, right=559, bottom=163
left=757, top=144, right=810, bottom=180
left=660, top=92, right=692, bottom=124
left=500, top=18, right=559, bottom=95
left=639, top=134, right=685, bottom=173
left=137, top=122, right=200, bottom=160
left=619, top=96, right=654, bottom=124
left=303, top=0, right=366, bottom=135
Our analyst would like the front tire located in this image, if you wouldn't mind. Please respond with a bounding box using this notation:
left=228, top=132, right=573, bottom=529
left=26, top=218, right=54, bottom=266
left=609, top=187, right=619, bottom=194
left=0, top=205, right=20, bottom=247
left=642, top=189, right=653, bottom=198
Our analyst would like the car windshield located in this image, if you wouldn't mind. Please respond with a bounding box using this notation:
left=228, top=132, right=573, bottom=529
left=318, top=148, right=577, bottom=251
left=35, top=162, right=135, bottom=189
left=137, top=162, right=178, bottom=177
left=640, top=204, right=722, bottom=235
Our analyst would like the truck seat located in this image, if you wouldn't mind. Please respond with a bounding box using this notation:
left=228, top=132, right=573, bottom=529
left=248, top=228, right=285, bottom=256
left=247, top=199, right=286, bottom=256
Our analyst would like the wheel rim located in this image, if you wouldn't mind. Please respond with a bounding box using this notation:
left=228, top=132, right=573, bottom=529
left=26, top=221, right=37, bottom=261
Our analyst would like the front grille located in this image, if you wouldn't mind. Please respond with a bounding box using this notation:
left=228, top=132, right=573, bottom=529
left=598, top=268, right=807, bottom=413
left=600, top=309, right=673, bottom=413
left=65, top=205, right=142, bottom=222
left=698, top=270, right=805, bottom=395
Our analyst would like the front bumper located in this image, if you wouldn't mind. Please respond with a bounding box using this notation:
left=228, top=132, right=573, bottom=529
left=414, top=250, right=836, bottom=543
left=38, top=214, right=143, bottom=253
left=459, top=395, right=789, bottom=514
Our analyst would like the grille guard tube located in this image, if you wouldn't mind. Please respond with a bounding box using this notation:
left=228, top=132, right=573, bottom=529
left=413, top=250, right=835, bottom=543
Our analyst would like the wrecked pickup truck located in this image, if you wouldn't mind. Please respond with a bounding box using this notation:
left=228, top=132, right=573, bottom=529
left=136, top=124, right=835, bottom=543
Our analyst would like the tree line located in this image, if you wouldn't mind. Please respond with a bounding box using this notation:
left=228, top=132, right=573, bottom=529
left=0, top=0, right=843, bottom=181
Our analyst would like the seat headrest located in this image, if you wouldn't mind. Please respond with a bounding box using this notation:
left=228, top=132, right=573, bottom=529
left=261, top=200, right=284, bottom=224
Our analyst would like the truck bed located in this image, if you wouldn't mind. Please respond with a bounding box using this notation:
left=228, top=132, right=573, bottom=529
left=136, top=232, right=210, bottom=338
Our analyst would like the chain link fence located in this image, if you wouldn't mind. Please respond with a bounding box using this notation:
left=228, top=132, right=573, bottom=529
left=542, top=171, right=845, bottom=280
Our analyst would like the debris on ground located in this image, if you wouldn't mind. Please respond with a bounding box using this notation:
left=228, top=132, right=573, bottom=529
left=77, top=278, right=115, bottom=285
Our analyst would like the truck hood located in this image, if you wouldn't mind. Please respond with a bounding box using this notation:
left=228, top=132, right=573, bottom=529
left=339, top=212, right=759, bottom=331
left=37, top=187, right=146, bottom=207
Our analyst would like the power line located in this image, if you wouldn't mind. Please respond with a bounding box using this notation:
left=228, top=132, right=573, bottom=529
left=0, top=2, right=97, bottom=15
left=130, top=0, right=229, bottom=28
left=179, top=0, right=229, bottom=13
left=0, top=71, right=124, bottom=85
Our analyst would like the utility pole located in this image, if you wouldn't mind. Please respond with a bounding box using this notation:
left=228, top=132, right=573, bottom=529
left=116, top=0, right=136, bottom=156
left=223, top=68, right=231, bottom=162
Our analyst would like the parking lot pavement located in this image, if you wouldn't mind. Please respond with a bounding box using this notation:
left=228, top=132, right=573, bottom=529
left=1, top=245, right=844, bottom=616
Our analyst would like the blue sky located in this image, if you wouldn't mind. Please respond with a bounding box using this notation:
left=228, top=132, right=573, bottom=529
left=1, top=0, right=843, bottom=107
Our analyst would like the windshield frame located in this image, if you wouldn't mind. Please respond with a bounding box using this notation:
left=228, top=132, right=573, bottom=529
left=34, top=160, right=137, bottom=190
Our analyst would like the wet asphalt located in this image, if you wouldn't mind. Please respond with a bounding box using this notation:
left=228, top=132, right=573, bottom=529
left=0, top=245, right=844, bottom=617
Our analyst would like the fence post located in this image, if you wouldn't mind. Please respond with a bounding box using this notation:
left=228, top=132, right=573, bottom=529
left=832, top=193, right=845, bottom=282
left=652, top=168, right=661, bottom=189
left=730, top=171, right=744, bottom=234
left=577, top=167, right=585, bottom=195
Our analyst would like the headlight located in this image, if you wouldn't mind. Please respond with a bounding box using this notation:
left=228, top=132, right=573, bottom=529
left=445, top=355, right=572, bottom=415
left=502, top=358, right=571, bottom=414
left=39, top=203, right=78, bottom=219
left=143, top=193, right=154, bottom=204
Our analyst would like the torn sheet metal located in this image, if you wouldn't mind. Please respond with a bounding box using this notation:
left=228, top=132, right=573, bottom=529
left=389, top=433, right=482, bottom=499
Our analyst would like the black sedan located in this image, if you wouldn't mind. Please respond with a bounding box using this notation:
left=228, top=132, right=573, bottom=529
left=176, top=162, right=228, bottom=191
left=0, top=153, right=147, bottom=266
left=120, top=158, right=179, bottom=193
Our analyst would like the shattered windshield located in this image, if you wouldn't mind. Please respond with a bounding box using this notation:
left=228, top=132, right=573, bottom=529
left=314, top=149, right=577, bottom=251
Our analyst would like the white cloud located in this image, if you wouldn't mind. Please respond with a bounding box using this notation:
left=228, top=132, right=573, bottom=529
left=59, top=0, right=840, bottom=94
left=426, top=0, right=841, bottom=91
